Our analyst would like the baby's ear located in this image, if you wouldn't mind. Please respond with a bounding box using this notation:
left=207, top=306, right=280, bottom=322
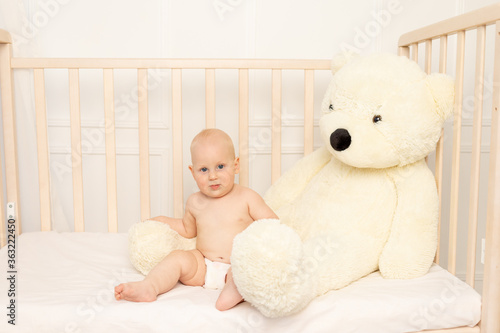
left=234, top=157, right=240, bottom=174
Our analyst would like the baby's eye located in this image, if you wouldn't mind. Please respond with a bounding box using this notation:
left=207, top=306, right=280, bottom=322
left=216, top=164, right=225, bottom=170
left=200, top=167, right=208, bottom=172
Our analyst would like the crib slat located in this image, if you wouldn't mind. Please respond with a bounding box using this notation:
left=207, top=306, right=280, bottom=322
left=424, top=40, right=432, bottom=74
left=238, top=69, right=249, bottom=187
left=398, top=46, right=410, bottom=57
left=205, top=69, right=216, bottom=128
left=304, top=69, right=314, bottom=156
left=138, top=69, right=151, bottom=221
left=434, top=35, right=448, bottom=265
left=69, top=69, right=85, bottom=232
left=103, top=69, right=118, bottom=232
left=172, top=69, right=184, bottom=218
left=271, top=69, right=282, bottom=184
left=465, top=26, right=486, bottom=288
left=423, top=40, right=432, bottom=166
left=448, top=30, right=466, bottom=275
left=411, top=43, right=418, bottom=62
left=0, top=43, right=21, bottom=234
left=34, top=69, right=51, bottom=231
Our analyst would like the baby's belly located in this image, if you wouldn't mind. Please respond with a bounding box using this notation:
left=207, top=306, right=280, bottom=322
left=197, top=243, right=231, bottom=263
left=281, top=166, right=397, bottom=241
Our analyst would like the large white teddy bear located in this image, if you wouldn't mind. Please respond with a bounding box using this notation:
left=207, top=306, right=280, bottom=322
left=229, top=53, right=454, bottom=317
left=128, top=53, right=454, bottom=318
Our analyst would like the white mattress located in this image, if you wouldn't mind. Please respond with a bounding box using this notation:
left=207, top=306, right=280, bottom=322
left=0, top=231, right=481, bottom=333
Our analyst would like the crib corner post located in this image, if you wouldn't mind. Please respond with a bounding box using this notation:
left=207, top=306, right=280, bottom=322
left=0, top=29, right=21, bottom=236
left=0, top=29, right=12, bottom=45
left=480, top=20, right=500, bottom=333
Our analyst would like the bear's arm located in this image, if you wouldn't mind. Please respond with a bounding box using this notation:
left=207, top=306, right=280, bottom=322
left=378, top=160, right=439, bottom=279
left=264, top=146, right=331, bottom=211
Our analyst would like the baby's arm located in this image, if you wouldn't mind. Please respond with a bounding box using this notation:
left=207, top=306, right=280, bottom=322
left=247, top=189, right=279, bottom=221
left=150, top=197, right=197, bottom=239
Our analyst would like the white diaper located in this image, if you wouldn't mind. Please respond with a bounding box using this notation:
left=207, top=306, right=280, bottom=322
left=203, top=258, right=231, bottom=290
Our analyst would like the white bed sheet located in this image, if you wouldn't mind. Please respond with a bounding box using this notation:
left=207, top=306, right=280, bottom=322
left=0, top=231, right=481, bottom=333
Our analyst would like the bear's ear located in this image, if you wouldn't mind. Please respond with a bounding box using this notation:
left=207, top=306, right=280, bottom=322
left=331, top=51, right=358, bottom=75
left=426, top=73, right=455, bottom=121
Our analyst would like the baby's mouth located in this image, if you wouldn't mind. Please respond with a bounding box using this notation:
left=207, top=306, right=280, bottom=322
left=210, top=184, right=221, bottom=190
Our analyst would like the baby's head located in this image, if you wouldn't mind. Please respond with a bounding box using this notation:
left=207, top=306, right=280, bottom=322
left=189, top=129, right=240, bottom=198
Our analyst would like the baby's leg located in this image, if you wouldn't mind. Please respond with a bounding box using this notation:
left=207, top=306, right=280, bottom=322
left=215, top=268, right=244, bottom=311
left=115, top=249, right=206, bottom=302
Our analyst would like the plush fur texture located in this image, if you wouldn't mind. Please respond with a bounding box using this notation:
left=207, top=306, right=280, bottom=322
left=230, top=53, right=454, bottom=317
left=129, top=220, right=195, bottom=275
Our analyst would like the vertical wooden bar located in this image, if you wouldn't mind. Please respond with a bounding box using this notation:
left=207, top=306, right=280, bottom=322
left=424, top=40, right=432, bottom=74
left=0, top=40, right=21, bottom=235
left=68, top=69, right=85, bottom=232
left=481, top=20, right=500, bottom=333
left=0, top=33, right=8, bottom=241
left=448, top=30, right=466, bottom=275
left=172, top=69, right=184, bottom=218
left=398, top=45, right=410, bottom=58
left=411, top=43, right=419, bottom=62
left=238, top=69, right=249, bottom=187
left=34, top=69, right=51, bottom=231
left=205, top=69, right=216, bottom=129
left=424, top=40, right=432, bottom=165
left=438, top=35, right=448, bottom=73
left=466, top=26, right=486, bottom=288
left=271, top=69, right=282, bottom=184
left=434, top=35, right=448, bottom=265
left=304, top=70, right=314, bottom=156
left=104, top=69, right=118, bottom=232
left=138, top=69, right=150, bottom=221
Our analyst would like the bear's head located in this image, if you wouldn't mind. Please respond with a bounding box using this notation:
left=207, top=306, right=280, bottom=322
left=320, top=53, right=454, bottom=168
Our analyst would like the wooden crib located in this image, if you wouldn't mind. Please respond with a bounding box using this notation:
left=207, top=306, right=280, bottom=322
left=0, top=3, right=499, bottom=333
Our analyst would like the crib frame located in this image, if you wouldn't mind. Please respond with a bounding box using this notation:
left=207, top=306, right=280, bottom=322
left=1, top=4, right=500, bottom=333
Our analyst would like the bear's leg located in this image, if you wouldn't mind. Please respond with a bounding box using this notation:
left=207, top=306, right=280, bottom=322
left=231, top=219, right=315, bottom=317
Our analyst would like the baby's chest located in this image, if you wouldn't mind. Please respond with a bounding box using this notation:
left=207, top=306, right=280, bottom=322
left=195, top=200, right=251, bottom=227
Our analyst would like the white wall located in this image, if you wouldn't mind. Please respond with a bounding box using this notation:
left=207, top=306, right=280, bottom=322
left=1, top=0, right=497, bottom=287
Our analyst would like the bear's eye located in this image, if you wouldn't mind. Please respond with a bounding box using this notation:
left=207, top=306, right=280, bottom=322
left=372, top=115, right=382, bottom=123
left=329, top=104, right=334, bottom=111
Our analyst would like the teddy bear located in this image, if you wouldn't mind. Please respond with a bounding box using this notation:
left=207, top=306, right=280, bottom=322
left=128, top=52, right=454, bottom=318
left=128, top=220, right=195, bottom=275
left=229, top=52, right=454, bottom=317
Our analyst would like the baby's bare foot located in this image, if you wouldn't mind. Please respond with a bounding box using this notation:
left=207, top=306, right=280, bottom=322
left=114, top=281, right=158, bottom=302
left=215, top=280, right=244, bottom=311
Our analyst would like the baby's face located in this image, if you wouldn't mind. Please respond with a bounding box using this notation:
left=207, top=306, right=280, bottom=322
left=189, top=140, right=239, bottom=198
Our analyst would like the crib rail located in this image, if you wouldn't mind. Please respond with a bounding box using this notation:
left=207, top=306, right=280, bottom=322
left=399, top=3, right=500, bottom=332
left=0, top=32, right=331, bottom=237
left=9, top=58, right=330, bottom=70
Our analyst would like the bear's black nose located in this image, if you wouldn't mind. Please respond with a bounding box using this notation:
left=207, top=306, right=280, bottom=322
left=330, top=128, right=351, bottom=151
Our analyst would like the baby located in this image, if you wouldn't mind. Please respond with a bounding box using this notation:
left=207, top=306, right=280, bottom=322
left=115, top=128, right=278, bottom=311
